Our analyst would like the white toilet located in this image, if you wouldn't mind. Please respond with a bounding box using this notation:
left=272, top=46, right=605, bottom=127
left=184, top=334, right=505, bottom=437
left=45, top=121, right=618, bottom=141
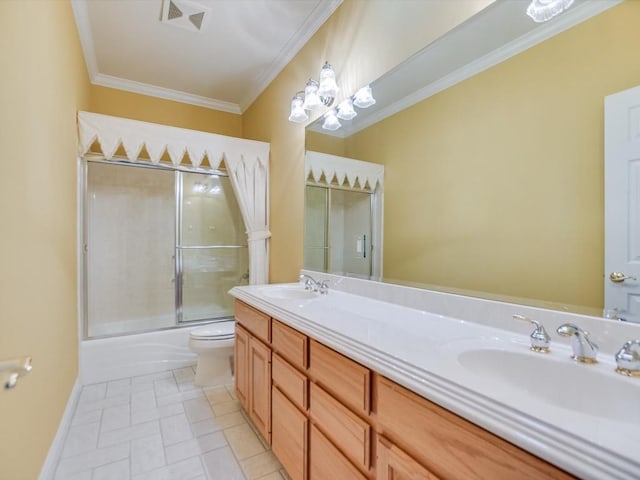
left=188, top=321, right=235, bottom=387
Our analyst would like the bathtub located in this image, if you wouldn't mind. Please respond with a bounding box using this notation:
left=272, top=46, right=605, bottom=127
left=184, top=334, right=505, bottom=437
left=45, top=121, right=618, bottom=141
left=80, top=326, right=199, bottom=384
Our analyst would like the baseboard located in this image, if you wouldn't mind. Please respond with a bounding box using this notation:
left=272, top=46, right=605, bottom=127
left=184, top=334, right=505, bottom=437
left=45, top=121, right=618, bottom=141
left=38, top=378, right=81, bottom=480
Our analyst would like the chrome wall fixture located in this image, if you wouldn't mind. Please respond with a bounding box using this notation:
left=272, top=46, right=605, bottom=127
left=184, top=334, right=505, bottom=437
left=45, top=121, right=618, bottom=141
left=1, top=355, right=32, bottom=390
left=288, top=62, right=376, bottom=131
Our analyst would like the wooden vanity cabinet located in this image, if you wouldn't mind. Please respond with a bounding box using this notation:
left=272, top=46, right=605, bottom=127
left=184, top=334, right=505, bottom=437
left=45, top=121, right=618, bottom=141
left=248, top=335, right=271, bottom=442
left=234, top=324, right=249, bottom=409
left=376, top=436, right=439, bottom=480
left=271, top=324, right=310, bottom=480
left=234, top=302, right=271, bottom=443
left=272, top=385, right=308, bottom=480
left=308, top=339, right=370, bottom=416
left=234, top=300, right=574, bottom=480
left=309, top=424, right=368, bottom=480
left=374, top=375, right=574, bottom=480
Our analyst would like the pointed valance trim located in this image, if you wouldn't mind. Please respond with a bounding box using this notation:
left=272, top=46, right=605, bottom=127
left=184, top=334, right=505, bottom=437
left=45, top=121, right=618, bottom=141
left=305, top=151, right=384, bottom=190
left=78, top=111, right=269, bottom=170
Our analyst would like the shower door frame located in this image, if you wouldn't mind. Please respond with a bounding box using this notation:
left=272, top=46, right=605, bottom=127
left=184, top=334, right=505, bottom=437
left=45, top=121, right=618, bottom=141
left=80, top=155, right=246, bottom=340
left=304, top=181, right=383, bottom=280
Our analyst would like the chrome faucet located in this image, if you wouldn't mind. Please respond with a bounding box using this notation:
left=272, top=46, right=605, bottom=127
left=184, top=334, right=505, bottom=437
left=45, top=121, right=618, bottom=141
left=556, top=323, right=598, bottom=363
left=299, top=274, right=329, bottom=294
left=614, top=340, right=640, bottom=377
left=513, top=314, right=550, bottom=353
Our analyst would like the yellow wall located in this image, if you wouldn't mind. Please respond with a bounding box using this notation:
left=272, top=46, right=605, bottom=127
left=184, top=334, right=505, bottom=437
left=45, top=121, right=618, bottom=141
left=305, top=131, right=346, bottom=157
left=90, top=85, right=242, bottom=137
left=0, top=1, right=90, bottom=478
left=345, top=1, right=639, bottom=310
left=243, top=0, right=493, bottom=282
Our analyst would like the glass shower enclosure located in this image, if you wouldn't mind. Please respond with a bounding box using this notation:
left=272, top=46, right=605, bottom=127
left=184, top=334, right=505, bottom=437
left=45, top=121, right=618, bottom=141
left=84, top=160, right=248, bottom=338
left=304, top=185, right=373, bottom=278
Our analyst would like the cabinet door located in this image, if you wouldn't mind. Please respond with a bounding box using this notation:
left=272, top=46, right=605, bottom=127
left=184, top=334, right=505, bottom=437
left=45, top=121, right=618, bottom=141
left=377, top=436, right=439, bottom=480
left=272, top=386, right=308, bottom=480
left=235, top=324, right=249, bottom=410
left=309, top=424, right=366, bottom=480
left=249, top=336, right=272, bottom=443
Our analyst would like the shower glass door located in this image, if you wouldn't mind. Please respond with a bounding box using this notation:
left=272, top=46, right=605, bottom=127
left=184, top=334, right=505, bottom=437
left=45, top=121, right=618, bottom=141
left=304, top=185, right=373, bottom=278
left=85, top=162, right=249, bottom=338
left=86, top=162, right=176, bottom=337
left=177, top=172, right=248, bottom=323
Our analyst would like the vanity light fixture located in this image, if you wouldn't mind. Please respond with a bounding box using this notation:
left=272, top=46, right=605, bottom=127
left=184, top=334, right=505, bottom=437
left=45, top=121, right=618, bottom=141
left=317, top=62, right=339, bottom=100
left=322, top=109, right=342, bottom=131
left=288, top=92, right=308, bottom=123
left=302, top=79, right=323, bottom=110
left=336, top=98, right=357, bottom=121
left=287, top=62, right=376, bottom=131
left=320, top=87, right=377, bottom=131
left=353, top=85, right=376, bottom=109
left=526, top=0, right=574, bottom=23
left=288, top=62, right=338, bottom=122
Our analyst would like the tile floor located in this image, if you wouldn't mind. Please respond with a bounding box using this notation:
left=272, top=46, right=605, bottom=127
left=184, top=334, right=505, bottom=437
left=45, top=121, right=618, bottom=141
left=54, top=366, right=289, bottom=480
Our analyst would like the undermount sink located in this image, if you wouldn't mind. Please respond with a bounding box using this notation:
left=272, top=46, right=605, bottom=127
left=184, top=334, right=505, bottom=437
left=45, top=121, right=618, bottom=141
left=457, top=348, right=640, bottom=425
left=260, top=284, right=318, bottom=300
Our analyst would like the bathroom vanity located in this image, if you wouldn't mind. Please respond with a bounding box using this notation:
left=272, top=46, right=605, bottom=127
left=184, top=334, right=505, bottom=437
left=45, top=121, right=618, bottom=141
left=230, top=278, right=640, bottom=480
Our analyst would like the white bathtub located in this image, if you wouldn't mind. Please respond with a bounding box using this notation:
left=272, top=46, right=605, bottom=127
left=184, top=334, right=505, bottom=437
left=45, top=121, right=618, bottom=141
left=80, top=326, right=199, bottom=384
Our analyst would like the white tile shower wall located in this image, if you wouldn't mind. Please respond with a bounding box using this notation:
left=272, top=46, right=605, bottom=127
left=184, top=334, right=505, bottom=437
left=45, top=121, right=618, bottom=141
left=301, top=270, right=640, bottom=355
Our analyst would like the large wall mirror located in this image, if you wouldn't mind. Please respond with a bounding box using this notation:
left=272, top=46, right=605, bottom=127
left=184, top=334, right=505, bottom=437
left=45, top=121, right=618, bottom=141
left=304, top=0, right=638, bottom=318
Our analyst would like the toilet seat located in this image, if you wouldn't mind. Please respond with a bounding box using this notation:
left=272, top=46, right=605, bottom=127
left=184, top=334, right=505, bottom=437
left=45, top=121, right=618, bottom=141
left=190, top=321, right=235, bottom=340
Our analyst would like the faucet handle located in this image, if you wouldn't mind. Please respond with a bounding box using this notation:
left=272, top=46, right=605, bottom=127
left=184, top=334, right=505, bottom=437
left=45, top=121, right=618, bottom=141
left=557, top=323, right=599, bottom=363
left=615, top=340, right=640, bottom=377
left=318, top=280, right=329, bottom=295
left=513, top=314, right=550, bottom=353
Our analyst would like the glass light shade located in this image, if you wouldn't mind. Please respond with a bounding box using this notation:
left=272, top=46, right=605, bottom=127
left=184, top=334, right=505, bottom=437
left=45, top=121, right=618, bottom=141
left=526, top=0, right=574, bottom=23
left=288, top=94, right=308, bottom=123
left=317, top=62, right=339, bottom=100
left=322, top=110, right=341, bottom=131
left=302, top=79, right=322, bottom=110
left=336, top=98, right=357, bottom=121
left=353, top=85, right=376, bottom=109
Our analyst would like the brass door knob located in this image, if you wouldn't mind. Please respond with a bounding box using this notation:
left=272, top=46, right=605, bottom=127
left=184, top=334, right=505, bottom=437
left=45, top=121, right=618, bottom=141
left=610, top=272, right=637, bottom=283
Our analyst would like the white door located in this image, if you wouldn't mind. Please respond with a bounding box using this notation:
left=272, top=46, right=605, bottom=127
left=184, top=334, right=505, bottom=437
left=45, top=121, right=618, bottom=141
left=604, top=85, right=640, bottom=323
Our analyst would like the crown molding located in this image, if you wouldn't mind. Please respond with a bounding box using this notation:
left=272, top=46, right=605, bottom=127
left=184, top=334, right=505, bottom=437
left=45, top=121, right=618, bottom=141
left=238, top=0, right=344, bottom=112
left=338, top=0, right=623, bottom=138
left=92, top=74, right=242, bottom=114
left=72, top=0, right=341, bottom=115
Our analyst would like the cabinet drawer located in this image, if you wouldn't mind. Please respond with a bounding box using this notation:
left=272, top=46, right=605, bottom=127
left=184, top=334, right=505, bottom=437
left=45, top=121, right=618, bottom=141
left=375, top=376, right=574, bottom=480
left=309, top=424, right=366, bottom=480
left=309, top=340, right=370, bottom=415
left=272, top=319, right=308, bottom=369
left=272, top=386, right=308, bottom=480
left=377, top=435, right=440, bottom=480
left=235, top=300, right=270, bottom=344
left=272, top=353, right=308, bottom=411
left=309, top=383, right=370, bottom=471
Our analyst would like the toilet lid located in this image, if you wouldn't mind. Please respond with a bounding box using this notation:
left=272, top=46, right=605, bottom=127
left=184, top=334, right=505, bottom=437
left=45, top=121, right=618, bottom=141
left=190, top=321, right=235, bottom=340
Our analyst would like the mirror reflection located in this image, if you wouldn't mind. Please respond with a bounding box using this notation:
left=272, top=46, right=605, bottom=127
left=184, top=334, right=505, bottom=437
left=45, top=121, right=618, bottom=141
left=304, top=0, right=637, bottom=317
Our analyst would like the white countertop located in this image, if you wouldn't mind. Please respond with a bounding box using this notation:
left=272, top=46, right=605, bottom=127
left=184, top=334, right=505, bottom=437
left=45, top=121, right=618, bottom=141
left=229, top=283, right=640, bottom=480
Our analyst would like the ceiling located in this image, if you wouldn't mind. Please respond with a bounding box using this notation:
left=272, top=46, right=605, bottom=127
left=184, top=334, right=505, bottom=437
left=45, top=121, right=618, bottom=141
left=71, top=0, right=343, bottom=114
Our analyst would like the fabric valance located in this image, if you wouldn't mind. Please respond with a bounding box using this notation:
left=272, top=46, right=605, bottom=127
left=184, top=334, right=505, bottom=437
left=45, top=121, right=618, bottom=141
left=77, top=111, right=271, bottom=284
left=305, top=150, right=384, bottom=190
